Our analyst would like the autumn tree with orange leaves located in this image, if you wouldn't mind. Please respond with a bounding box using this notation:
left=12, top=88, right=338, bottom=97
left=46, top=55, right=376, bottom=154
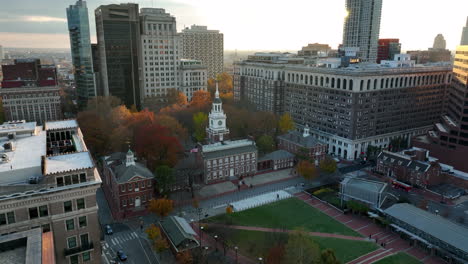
left=297, top=160, right=318, bottom=181
left=148, top=198, right=174, bottom=219
left=176, top=250, right=193, bottom=264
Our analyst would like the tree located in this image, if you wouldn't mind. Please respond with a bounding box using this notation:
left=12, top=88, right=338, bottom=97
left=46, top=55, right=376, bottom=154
left=148, top=198, right=174, bottom=219
left=278, top=113, right=295, bottom=134
left=176, top=250, right=193, bottom=264
left=297, top=160, right=318, bottom=181
left=208, top=72, right=233, bottom=95
left=226, top=205, right=234, bottom=214
left=155, top=114, right=188, bottom=142
left=266, top=245, right=285, bottom=264
left=134, top=123, right=182, bottom=169
left=321, top=249, right=340, bottom=264
left=256, top=135, right=275, bottom=154
left=283, top=230, right=321, bottom=264
left=193, top=112, right=208, bottom=142
left=319, top=157, right=337, bottom=174
left=155, top=165, right=175, bottom=195
left=155, top=237, right=169, bottom=261
left=145, top=224, right=161, bottom=241
left=167, top=88, right=188, bottom=106
left=190, top=90, right=211, bottom=108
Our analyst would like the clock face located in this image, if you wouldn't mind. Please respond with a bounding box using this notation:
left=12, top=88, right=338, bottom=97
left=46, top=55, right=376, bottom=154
left=218, top=120, right=223, bottom=125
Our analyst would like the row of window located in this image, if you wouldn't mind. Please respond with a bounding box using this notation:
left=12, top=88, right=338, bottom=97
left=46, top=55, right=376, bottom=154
left=57, top=173, right=87, bottom=187
left=120, top=180, right=151, bottom=193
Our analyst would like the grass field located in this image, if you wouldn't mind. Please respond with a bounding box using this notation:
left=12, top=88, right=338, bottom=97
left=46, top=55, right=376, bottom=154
left=203, top=228, right=377, bottom=263
left=205, top=197, right=361, bottom=237
left=374, top=252, right=422, bottom=264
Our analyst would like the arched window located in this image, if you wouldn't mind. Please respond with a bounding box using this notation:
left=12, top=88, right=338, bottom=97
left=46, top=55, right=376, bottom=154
left=320, top=77, right=324, bottom=86
left=343, top=79, right=347, bottom=90
left=326, top=77, right=330, bottom=87
left=374, top=79, right=377, bottom=90
left=360, top=80, right=364, bottom=91
left=386, top=78, right=389, bottom=88
left=331, top=78, right=335, bottom=88
left=337, top=79, right=341, bottom=89
left=349, top=79, right=353, bottom=90
left=315, top=76, right=318, bottom=86
left=367, top=79, right=371, bottom=90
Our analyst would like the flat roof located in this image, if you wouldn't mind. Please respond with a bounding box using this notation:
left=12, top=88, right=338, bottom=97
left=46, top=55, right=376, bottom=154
left=202, top=139, right=255, bottom=153
left=0, top=228, right=44, bottom=264
left=342, top=177, right=387, bottom=193
left=385, top=203, right=468, bottom=254
left=45, top=152, right=94, bottom=175
left=45, top=119, right=78, bottom=131
left=0, top=130, right=46, bottom=183
left=0, top=121, right=36, bottom=135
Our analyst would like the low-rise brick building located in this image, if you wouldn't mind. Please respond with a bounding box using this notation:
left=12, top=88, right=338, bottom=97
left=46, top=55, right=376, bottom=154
left=277, top=125, right=327, bottom=162
left=102, top=150, right=155, bottom=219
left=257, top=150, right=295, bottom=171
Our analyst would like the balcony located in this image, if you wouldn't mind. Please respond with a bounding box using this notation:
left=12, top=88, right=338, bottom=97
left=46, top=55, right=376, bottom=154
left=64, top=242, right=94, bottom=256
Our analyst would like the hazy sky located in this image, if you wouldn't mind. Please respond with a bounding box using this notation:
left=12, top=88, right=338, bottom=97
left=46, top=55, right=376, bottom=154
left=0, top=0, right=467, bottom=51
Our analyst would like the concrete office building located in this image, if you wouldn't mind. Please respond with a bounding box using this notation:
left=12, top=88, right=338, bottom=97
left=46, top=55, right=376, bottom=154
left=342, top=0, right=383, bottom=62
left=95, top=3, right=141, bottom=109
left=181, top=25, right=223, bottom=79
left=66, top=0, right=96, bottom=109
left=0, top=119, right=102, bottom=264
left=461, top=17, right=468, bottom=45
left=179, top=59, right=207, bottom=101
left=0, top=45, right=4, bottom=60
left=140, top=8, right=181, bottom=108
left=433, top=34, right=447, bottom=50
left=413, top=45, right=468, bottom=172
left=234, top=53, right=452, bottom=160
left=0, top=59, right=62, bottom=124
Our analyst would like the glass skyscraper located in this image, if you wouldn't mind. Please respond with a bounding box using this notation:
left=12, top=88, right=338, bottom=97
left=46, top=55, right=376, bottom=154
left=67, top=0, right=96, bottom=108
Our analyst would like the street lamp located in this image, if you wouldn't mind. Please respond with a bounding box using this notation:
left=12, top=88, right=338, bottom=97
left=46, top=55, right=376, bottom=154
left=200, top=226, right=204, bottom=247
left=258, top=257, right=263, bottom=264
left=234, top=246, right=238, bottom=264
left=214, top=235, right=218, bottom=252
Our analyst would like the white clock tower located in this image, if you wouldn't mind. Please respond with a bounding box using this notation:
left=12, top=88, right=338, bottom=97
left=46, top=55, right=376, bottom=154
left=206, top=82, right=230, bottom=142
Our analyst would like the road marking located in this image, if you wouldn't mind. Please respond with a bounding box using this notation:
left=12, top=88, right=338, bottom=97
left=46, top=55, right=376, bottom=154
left=111, top=238, right=118, bottom=245
left=131, top=232, right=138, bottom=239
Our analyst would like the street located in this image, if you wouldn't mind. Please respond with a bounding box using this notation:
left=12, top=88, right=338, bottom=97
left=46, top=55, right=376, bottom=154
left=101, top=223, right=159, bottom=264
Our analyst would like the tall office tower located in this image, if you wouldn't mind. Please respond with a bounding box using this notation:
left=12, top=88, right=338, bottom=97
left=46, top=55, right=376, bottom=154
left=139, top=8, right=181, bottom=108
left=433, top=34, right=447, bottom=50
left=0, top=45, right=4, bottom=60
left=95, top=3, right=141, bottom=109
left=342, top=0, right=383, bottom=63
left=461, top=17, right=468, bottom=45
left=90, top=43, right=102, bottom=96
left=377, top=39, right=401, bottom=63
left=67, top=0, right=96, bottom=109
left=0, top=119, right=102, bottom=264
left=181, top=25, right=224, bottom=79
left=414, top=45, right=468, bottom=172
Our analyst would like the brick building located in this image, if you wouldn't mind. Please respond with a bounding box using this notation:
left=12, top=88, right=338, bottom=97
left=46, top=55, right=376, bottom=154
left=102, top=150, right=155, bottom=220
left=277, top=125, right=327, bottom=163
left=0, top=119, right=102, bottom=264
left=257, top=150, right=295, bottom=171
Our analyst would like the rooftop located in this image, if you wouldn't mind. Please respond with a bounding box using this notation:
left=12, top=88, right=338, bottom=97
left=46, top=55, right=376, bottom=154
left=44, top=120, right=78, bottom=131
left=45, top=152, right=94, bottom=175
left=277, top=130, right=325, bottom=148
left=0, top=228, right=49, bottom=264
left=341, top=177, right=387, bottom=194
left=384, top=203, right=468, bottom=254
left=160, top=216, right=199, bottom=253
left=202, top=139, right=255, bottom=153
left=259, top=150, right=295, bottom=162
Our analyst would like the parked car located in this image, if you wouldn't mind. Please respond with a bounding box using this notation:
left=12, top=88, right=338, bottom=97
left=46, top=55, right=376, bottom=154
left=105, top=225, right=113, bottom=235
left=117, top=250, right=127, bottom=261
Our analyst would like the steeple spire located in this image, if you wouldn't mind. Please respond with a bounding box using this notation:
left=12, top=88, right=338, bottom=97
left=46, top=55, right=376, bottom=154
left=215, top=81, right=220, bottom=99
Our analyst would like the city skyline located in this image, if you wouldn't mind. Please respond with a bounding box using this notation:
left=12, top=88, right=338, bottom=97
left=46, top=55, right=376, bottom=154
left=0, top=0, right=467, bottom=51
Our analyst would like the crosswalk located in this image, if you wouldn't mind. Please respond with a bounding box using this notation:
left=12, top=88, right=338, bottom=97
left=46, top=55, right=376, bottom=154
left=103, top=231, right=139, bottom=250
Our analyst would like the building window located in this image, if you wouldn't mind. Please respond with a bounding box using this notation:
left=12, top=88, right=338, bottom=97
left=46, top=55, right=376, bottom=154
left=29, top=207, right=39, bottom=219
left=77, top=199, right=85, bottom=210
left=80, top=233, right=89, bottom=246
left=67, top=236, right=77, bottom=248
left=56, top=177, right=64, bottom=186
left=79, top=216, right=87, bottom=228
left=122, top=199, right=127, bottom=207
left=147, top=180, right=151, bottom=187
left=39, top=205, right=48, bottom=217
left=42, top=224, right=51, bottom=233
left=70, top=255, right=79, bottom=264
left=80, top=173, right=86, bottom=183
left=65, top=175, right=72, bottom=185
left=129, top=183, right=133, bottom=191
left=82, top=251, right=91, bottom=262
left=66, top=219, right=75, bottom=231
left=72, top=174, right=79, bottom=184
left=121, top=185, right=126, bottom=192
left=0, top=211, right=15, bottom=225
left=64, top=201, right=73, bottom=213
left=141, top=181, right=145, bottom=188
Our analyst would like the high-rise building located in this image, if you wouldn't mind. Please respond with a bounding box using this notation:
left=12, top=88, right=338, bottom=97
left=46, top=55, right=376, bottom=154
left=0, top=119, right=102, bottom=264
left=342, top=0, right=383, bottom=62
left=0, top=45, right=4, bottom=60
left=139, top=8, right=181, bottom=108
left=234, top=53, right=452, bottom=160
left=413, top=45, right=468, bottom=172
left=95, top=3, right=141, bottom=109
left=298, top=43, right=331, bottom=57
left=0, top=59, right=62, bottom=124
left=66, top=0, right=96, bottom=109
left=377, top=39, right=401, bottom=63
left=181, top=25, right=224, bottom=79
left=433, top=34, right=447, bottom=50
left=461, top=17, right=468, bottom=45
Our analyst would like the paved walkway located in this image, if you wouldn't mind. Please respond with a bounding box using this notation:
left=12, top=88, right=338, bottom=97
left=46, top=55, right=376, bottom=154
left=294, top=192, right=445, bottom=264
left=192, top=223, right=255, bottom=264
left=204, top=223, right=367, bottom=241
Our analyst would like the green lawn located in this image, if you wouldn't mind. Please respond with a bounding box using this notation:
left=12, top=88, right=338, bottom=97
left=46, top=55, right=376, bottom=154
left=203, top=228, right=377, bottom=263
left=205, top=197, right=361, bottom=237
left=374, top=252, right=422, bottom=264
